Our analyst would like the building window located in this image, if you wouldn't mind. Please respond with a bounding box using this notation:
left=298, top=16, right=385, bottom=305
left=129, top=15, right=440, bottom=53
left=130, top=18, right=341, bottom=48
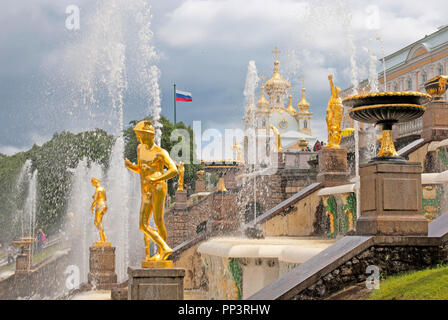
left=393, top=83, right=398, bottom=91
left=304, top=120, right=308, bottom=129
left=422, top=72, right=427, bottom=83
left=438, top=65, right=444, bottom=75
left=407, top=78, right=412, bottom=90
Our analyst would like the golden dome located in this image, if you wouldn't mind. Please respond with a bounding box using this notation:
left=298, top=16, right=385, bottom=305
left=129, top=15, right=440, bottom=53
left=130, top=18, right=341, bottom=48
left=264, top=59, right=291, bottom=97
left=297, top=78, right=311, bottom=113
left=286, top=94, right=296, bottom=116
left=256, top=81, right=269, bottom=112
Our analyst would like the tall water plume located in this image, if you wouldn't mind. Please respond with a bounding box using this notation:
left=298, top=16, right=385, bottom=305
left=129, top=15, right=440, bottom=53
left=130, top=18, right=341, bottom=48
left=63, top=0, right=163, bottom=282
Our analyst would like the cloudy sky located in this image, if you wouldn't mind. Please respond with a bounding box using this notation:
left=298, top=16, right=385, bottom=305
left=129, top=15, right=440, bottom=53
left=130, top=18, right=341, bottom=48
left=1, top=0, right=447, bottom=155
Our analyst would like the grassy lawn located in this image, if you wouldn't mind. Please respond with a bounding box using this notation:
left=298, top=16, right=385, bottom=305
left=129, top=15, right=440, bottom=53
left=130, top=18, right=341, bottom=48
left=366, top=264, right=448, bottom=300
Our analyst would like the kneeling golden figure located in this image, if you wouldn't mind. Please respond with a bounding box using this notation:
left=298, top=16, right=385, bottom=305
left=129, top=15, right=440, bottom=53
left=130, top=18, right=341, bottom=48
left=125, top=120, right=178, bottom=266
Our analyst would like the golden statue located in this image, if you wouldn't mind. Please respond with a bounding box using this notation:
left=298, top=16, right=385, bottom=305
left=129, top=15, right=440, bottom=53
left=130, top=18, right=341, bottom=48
left=231, top=141, right=243, bottom=162
left=125, top=120, right=178, bottom=266
left=326, top=75, right=344, bottom=149
left=177, top=162, right=185, bottom=191
left=270, top=124, right=283, bottom=152
left=90, top=177, right=110, bottom=246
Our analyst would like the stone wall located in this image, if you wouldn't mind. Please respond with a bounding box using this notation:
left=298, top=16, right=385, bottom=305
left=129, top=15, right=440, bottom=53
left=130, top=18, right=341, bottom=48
left=260, top=189, right=321, bottom=237
left=166, top=194, right=215, bottom=248
left=293, top=244, right=447, bottom=300
left=173, top=242, right=207, bottom=290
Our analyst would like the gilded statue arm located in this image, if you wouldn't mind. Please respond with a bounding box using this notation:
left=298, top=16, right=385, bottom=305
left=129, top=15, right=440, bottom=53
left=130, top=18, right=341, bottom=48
left=149, top=150, right=178, bottom=183
left=125, top=158, right=140, bottom=173
left=328, top=75, right=335, bottom=97
left=91, top=190, right=98, bottom=213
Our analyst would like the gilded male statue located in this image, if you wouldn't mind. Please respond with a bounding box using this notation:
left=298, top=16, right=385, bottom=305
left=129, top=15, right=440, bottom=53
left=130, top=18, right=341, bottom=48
left=326, top=75, right=344, bottom=148
left=90, top=177, right=108, bottom=244
left=125, top=120, right=178, bottom=262
left=177, top=162, right=185, bottom=191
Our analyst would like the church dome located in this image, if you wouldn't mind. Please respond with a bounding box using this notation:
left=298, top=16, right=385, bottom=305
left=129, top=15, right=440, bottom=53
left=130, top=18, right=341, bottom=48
left=256, top=81, right=269, bottom=112
left=264, top=59, right=291, bottom=97
left=297, top=79, right=311, bottom=114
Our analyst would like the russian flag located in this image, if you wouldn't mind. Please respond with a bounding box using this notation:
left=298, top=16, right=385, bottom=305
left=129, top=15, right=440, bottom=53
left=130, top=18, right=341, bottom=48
left=176, top=90, right=193, bottom=102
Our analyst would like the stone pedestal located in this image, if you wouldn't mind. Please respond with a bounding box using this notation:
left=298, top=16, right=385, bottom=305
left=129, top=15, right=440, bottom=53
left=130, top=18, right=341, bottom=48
left=271, top=152, right=285, bottom=169
left=175, top=190, right=188, bottom=209
left=317, top=148, right=349, bottom=187
left=128, top=267, right=185, bottom=300
left=88, top=245, right=118, bottom=289
left=15, top=248, right=31, bottom=274
left=356, top=161, right=428, bottom=236
left=195, top=180, right=206, bottom=193
left=422, top=101, right=448, bottom=141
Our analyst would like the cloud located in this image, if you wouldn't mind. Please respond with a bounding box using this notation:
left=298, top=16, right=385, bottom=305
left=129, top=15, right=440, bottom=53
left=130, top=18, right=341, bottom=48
left=0, top=145, right=27, bottom=156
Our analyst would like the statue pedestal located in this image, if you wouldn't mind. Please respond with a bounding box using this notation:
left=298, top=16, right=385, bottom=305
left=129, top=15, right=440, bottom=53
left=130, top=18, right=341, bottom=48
left=88, top=245, right=117, bottom=290
left=15, top=248, right=31, bottom=274
left=422, top=101, right=448, bottom=141
left=195, top=180, right=206, bottom=193
left=175, top=190, right=188, bottom=210
left=356, top=161, right=428, bottom=236
left=128, top=267, right=185, bottom=300
left=317, top=148, right=349, bottom=187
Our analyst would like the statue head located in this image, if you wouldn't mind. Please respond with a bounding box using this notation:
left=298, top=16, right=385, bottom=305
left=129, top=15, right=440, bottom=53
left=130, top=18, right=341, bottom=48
left=91, top=177, right=101, bottom=186
left=134, top=120, right=155, bottom=144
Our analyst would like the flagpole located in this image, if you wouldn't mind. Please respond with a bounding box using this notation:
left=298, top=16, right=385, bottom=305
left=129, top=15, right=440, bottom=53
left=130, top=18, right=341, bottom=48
left=173, top=83, right=177, bottom=128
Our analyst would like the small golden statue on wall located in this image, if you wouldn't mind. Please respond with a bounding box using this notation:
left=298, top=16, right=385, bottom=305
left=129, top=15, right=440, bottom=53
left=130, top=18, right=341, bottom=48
left=326, top=75, right=344, bottom=149
left=270, top=124, right=283, bottom=152
left=125, top=120, right=178, bottom=267
left=231, top=141, right=243, bottom=162
left=177, top=162, right=185, bottom=191
left=90, top=177, right=110, bottom=246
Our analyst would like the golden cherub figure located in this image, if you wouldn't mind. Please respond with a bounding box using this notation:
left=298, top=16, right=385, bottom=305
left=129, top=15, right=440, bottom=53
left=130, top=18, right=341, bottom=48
left=90, top=177, right=108, bottom=245
left=326, top=75, right=344, bottom=149
left=177, top=162, right=185, bottom=191
left=125, top=120, right=178, bottom=263
left=231, top=141, right=243, bottom=162
left=270, top=125, right=283, bottom=152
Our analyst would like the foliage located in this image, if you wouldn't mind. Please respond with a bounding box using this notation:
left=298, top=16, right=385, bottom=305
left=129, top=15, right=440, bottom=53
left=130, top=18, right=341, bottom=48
left=366, top=264, right=448, bottom=300
left=0, top=116, right=203, bottom=244
left=228, top=258, right=243, bottom=300
left=324, top=196, right=338, bottom=238
left=0, top=129, right=114, bottom=243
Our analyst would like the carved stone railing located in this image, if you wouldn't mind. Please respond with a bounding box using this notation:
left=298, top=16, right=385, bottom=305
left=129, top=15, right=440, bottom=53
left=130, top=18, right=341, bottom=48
left=394, top=118, right=423, bottom=139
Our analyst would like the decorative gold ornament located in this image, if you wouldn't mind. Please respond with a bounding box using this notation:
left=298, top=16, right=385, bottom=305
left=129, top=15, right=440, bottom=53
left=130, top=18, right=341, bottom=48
left=177, top=162, right=185, bottom=191
left=270, top=124, right=283, bottom=152
left=256, top=76, right=270, bottom=112
left=325, top=75, right=343, bottom=149
left=279, top=119, right=288, bottom=129
left=286, top=94, right=296, bottom=116
left=297, top=78, right=311, bottom=113
left=326, top=211, right=335, bottom=234
left=217, top=177, right=228, bottom=192
left=90, top=177, right=110, bottom=247
left=125, top=120, right=178, bottom=266
left=424, top=75, right=448, bottom=102
left=298, top=137, right=309, bottom=150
